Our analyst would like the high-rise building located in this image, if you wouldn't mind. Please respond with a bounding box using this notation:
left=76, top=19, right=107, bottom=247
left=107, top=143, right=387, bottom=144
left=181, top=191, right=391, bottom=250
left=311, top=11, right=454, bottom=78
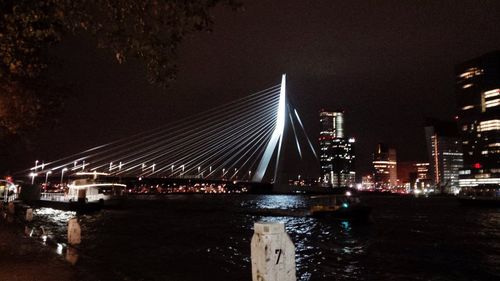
left=424, top=119, right=463, bottom=193
left=319, top=110, right=355, bottom=188
left=372, top=143, right=397, bottom=188
left=456, top=51, right=500, bottom=187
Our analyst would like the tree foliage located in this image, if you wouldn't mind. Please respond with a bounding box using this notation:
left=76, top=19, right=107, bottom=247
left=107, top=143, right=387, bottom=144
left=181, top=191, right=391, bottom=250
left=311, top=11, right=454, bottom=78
left=0, top=0, right=241, bottom=136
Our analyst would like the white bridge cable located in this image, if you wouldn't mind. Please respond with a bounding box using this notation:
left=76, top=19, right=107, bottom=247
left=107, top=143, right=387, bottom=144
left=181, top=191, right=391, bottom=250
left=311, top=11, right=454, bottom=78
left=144, top=114, right=277, bottom=178
left=202, top=120, right=276, bottom=179
left=17, top=84, right=281, bottom=175
left=177, top=111, right=277, bottom=176
left=127, top=102, right=278, bottom=177
left=77, top=89, right=280, bottom=172
left=66, top=88, right=280, bottom=173
left=106, top=95, right=280, bottom=175
left=286, top=95, right=319, bottom=161
left=48, top=91, right=280, bottom=177
left=292, top=108, right=319, bottom=161
left=140, top=105, right=278, bottom=177
left=288, top=104, right=302, bottom=159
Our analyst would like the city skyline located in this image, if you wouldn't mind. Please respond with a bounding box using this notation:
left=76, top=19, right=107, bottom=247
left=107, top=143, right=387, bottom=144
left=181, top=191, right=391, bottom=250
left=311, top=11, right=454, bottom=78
left=2, top=1, right=500, bottom=178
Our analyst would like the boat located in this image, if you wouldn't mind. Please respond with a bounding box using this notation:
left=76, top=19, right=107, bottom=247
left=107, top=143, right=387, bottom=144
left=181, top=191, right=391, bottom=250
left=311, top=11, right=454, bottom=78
left=458, top=184, right=500, bottom=207
left=37, top=172, right=126, bottom=211
left=309, top=191, right=372, bottom=220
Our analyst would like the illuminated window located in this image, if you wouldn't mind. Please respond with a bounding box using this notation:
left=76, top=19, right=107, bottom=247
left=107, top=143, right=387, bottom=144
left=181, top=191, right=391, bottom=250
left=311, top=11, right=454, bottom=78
left=485, top=98, right=500, bottom=108
left=484, top=89, right=500, bottom=98
left=478, top=119, right=500, bottom=132
left=458, top=67, right=484, bottom=79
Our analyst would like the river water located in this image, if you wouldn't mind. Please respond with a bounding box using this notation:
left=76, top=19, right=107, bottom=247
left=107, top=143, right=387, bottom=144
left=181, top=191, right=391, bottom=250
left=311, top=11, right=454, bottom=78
left=29, top=195, right=499, bottom=280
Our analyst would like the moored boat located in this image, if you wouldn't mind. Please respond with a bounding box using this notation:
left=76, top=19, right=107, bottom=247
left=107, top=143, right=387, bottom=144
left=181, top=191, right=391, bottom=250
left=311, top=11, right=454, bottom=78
left=37, top=172, right=126, bottom=211
left=458, top=184, right=500, bottom=207
left=310, top=191, right=372, bottom=220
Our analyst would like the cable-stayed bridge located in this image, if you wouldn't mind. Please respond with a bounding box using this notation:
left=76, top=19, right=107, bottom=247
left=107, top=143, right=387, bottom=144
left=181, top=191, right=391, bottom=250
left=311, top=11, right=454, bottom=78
left=19, top=74, right=318, bottom=187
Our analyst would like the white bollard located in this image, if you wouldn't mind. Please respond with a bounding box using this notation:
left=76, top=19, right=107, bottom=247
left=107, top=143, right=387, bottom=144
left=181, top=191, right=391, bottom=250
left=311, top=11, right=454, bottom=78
left=251, top=222, right=296, bottom=281
left=26, top=208, right=33, bottom=222
left=68, top=218, right=81, bottom=245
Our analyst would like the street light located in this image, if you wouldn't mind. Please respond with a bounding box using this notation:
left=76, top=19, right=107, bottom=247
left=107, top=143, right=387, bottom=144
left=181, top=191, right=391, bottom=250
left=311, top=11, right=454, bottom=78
left=29, top=172, right=38, bottom=185
left=60, top=168, right=68, bottom=185
left=45, top=171, right=52, bottom=184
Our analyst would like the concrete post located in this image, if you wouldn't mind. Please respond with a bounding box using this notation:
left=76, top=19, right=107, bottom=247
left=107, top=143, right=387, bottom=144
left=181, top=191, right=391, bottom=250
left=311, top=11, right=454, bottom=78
left=251, top=222, right=296, bottom=281
left=68, top=218, right=81, bottom=245
left=26, top=208, right=33, bottom=222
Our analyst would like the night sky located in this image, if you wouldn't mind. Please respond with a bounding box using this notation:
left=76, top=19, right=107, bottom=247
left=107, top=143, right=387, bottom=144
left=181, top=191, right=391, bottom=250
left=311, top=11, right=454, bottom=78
left=13, top=0, right=500, bottom=178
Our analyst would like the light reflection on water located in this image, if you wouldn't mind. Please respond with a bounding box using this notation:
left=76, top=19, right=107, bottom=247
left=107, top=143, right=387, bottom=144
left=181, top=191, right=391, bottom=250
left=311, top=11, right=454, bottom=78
left=26, top=195, right=500, bottom=281
left=240, top=194, right=309, bottom=209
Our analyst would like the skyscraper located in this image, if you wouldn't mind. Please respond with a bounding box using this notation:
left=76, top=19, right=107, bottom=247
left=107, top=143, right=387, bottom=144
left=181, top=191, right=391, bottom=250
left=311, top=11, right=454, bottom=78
left=319, top=110, right=355, bottom=188
left=424, top=119, right=463, bottom=194
left=456, top=51, right=500, bottom=187
left=372, top=143, right=397, bottom=189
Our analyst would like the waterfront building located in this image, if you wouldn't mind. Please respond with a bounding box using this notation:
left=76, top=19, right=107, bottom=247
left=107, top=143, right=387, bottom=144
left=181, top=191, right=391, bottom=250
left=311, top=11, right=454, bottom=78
left=372, top=143, right=397, bottom=189
left=361, top=175, right=374, bottom=190
left=455, top=51, right=500, bottom=187
left=424, top=119, right=463, bottom=194
left=319, top=110, right=356, bottom=188
left=398, top=161, right=431, bottom=190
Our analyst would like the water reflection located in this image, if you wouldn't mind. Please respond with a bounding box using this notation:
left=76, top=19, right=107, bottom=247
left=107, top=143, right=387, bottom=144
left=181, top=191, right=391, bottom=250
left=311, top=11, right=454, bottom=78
left=240, top=195, right=308, bottom=209
left=21, top=195, right=500, bottom=280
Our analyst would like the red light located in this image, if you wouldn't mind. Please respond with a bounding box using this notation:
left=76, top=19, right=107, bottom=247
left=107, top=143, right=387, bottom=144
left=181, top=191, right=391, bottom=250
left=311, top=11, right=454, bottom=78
left=473, top=163, right=482, bottom=169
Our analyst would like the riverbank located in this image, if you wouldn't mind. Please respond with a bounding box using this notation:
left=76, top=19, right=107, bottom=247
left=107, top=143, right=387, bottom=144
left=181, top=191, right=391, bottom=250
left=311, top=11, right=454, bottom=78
left=0, top=210, right=77, bottom=281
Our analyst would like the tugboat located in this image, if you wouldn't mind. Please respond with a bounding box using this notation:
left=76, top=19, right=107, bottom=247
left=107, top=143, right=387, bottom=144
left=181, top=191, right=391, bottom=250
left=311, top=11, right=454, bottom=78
left=458, top=184, right=500, bottom=207
left=309, top=190, right=372, bottom=220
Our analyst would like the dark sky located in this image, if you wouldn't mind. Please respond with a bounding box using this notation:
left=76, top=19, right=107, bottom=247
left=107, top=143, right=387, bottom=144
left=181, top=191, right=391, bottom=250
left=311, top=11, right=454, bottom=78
left=15, top=0, right=500, bottom=177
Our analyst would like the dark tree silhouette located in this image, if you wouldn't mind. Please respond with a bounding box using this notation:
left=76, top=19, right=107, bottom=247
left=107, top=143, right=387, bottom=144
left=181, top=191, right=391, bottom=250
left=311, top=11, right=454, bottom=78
left=0, top=0, right=241, bottom=136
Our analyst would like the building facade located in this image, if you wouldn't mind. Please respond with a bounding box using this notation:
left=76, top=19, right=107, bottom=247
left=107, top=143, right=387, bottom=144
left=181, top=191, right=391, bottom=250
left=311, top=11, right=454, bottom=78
left=319, top=110, right=356, bottom=188
left=424, top=119, right=463, bottom=194
left=455, top=51, right=500, bottom=187
left=398, top=161, right=431, bottom=191
left=372, top=143, right=397, bottom=189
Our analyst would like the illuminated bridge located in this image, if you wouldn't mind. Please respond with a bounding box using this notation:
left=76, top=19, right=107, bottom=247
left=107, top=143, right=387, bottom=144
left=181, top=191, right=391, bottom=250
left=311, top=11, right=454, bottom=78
left=19, top=75, right=318, bottom=187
